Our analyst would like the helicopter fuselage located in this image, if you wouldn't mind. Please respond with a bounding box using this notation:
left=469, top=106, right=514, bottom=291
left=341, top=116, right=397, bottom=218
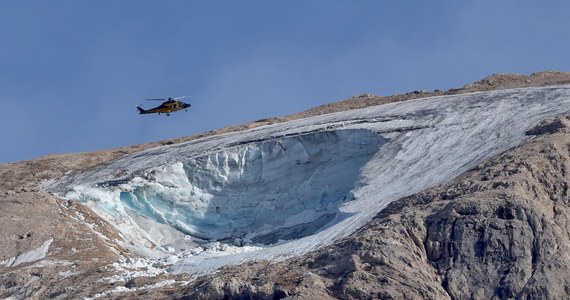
left=137, top=98, right=191, bottom=116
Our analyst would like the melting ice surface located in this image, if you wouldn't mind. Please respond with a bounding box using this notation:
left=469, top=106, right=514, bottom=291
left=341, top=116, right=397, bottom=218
left=46, top=86, right=570, bottom=275
left=58, top=129, right=383, bottom=257
left=118, top=130, right=383, bottom=246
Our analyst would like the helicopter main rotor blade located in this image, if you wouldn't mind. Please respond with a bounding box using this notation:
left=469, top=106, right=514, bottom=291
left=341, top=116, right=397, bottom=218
left=146, top=98, right=167, bottom=101
left=173, top=96, right=190, bottom=100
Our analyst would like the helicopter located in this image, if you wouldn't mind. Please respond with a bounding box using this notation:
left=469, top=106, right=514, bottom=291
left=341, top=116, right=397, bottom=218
left=136, top=96, right=191, bottom=116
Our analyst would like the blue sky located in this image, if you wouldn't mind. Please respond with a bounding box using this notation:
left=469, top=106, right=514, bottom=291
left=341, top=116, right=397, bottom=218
left=1, top=1, right=570, bottom=163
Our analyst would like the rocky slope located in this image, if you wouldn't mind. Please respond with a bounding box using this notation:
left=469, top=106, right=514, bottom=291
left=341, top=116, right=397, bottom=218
left=1, top=71, right=570, bottom=299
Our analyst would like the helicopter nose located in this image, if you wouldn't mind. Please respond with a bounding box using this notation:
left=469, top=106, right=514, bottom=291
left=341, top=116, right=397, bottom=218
left=184, top=103, right=191, bottom=108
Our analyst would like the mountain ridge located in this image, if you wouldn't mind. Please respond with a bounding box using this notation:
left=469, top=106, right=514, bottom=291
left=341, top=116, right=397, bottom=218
left=20, top=70, right=570, bottom=166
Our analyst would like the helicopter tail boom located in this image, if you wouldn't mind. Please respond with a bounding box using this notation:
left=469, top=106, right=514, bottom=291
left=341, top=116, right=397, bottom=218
left=136, top=106, right=150, bottom=114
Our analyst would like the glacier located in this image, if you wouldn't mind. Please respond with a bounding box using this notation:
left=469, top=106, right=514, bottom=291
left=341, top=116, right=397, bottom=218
left=45, top=86, right=570, bottom=274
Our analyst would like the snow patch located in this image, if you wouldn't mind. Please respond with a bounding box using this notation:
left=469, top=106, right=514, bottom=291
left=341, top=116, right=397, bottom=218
left=59, top=270, right=78, bottom=278
left=1, top=238, right=53, bottom=267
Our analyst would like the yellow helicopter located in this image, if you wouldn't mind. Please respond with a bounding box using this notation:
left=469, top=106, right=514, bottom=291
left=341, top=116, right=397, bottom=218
left=136, top=96, right=191, bottom=116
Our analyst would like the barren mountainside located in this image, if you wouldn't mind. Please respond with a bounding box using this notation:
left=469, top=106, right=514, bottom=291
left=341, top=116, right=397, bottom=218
left=2, top=71, right=570, bottom=299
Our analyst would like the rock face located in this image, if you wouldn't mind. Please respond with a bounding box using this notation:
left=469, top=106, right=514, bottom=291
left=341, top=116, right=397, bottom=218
left=172, top=115, right=570, bottom=299
left=0, top=154, right=136, bottom=299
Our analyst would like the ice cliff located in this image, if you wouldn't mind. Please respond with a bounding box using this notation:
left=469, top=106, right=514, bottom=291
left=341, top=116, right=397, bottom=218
left=44, top=85, right=570, bottom=274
